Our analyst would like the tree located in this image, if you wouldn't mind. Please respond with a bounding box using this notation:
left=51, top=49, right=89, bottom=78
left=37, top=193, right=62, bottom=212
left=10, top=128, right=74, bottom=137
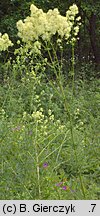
left=0, top=0, right=32, bottom=40
left=80, top=0, right=100, bottom=66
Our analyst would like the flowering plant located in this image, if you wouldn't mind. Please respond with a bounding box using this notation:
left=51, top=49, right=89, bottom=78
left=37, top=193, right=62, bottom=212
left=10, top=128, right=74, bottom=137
left=17, top=4, right=81, bottom=44
left=0, top=33, right=13, bottom=51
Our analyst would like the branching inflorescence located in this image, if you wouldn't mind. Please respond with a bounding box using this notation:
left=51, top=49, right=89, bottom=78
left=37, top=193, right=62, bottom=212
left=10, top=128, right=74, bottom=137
left=17, top=4, right=81, bottom=44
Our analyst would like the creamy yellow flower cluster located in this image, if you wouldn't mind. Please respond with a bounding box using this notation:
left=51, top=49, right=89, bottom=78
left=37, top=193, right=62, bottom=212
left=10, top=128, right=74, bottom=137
left=17, top=4, right=80, bottom=42
left=0, top=33, right=13, bottom=51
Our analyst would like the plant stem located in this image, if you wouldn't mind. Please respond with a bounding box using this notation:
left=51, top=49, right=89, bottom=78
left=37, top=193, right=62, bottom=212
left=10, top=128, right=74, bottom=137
left=71, top=42, right=75, bottom=100
left=44, top=39, right=86, bottom=198
left=70, top=42, right=86, bottom=197
left=34, top=122, right=41, bottom=198
left=69, top=114, right=86, bottom=198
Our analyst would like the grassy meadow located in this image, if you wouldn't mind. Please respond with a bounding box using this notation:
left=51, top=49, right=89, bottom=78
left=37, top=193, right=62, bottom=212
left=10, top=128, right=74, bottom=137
left=0, top=73, right=99, bottom=199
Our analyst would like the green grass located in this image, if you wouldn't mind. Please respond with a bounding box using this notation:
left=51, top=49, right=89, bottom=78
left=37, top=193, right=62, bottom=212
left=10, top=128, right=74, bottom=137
left=0, top=77, right=100, bottom=200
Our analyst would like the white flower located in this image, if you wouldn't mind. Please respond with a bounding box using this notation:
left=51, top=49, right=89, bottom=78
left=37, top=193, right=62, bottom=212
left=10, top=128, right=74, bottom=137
left=48, top=109, right=52, bottom=116
left=0, top=33, right=13, bottom=51
left=17, top=3, right=80, bottom=43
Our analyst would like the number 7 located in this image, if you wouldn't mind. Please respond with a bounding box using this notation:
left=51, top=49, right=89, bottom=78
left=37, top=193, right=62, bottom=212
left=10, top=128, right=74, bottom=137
left=91, top=204, right=96, bottom=212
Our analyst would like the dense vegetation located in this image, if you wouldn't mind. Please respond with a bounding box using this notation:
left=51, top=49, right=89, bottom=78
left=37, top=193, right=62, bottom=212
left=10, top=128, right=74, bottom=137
left=0, top=1, right=100, bottom=200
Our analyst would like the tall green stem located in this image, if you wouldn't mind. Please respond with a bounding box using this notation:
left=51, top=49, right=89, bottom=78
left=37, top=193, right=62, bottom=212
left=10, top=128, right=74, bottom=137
left=71, top=43, right=86, bottom=197
left=71, top=42, right=75, bottom=100
left=34, top=122, right=41, bottom=198
left=46, top=39, right=86, bottom=198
